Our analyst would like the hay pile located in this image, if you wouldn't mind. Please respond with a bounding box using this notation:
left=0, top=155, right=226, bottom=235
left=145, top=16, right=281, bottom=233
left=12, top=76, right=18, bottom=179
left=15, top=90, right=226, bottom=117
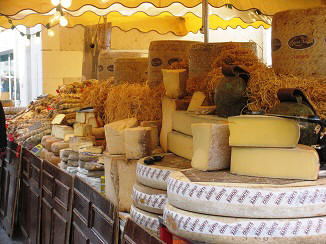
left=81, top=78, right=114, bottom=119
left=185, top=43, right=326, bottom=118
left=104, top=83, right=164, bottom=123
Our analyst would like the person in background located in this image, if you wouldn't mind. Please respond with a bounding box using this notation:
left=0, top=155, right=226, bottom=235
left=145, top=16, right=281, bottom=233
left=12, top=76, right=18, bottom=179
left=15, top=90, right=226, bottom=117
left=0, top=101, right=7, bottom=157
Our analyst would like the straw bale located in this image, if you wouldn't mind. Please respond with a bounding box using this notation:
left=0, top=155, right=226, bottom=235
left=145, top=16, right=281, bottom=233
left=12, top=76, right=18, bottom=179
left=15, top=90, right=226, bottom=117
left=81, top=78, right=114, bottom=119
left=104, top=83, right=164, bottom=123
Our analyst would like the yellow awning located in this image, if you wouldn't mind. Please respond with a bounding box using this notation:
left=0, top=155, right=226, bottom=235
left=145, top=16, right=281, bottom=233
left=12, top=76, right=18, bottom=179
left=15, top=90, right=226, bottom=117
left=0, top=11, right=270, bottom=36
left=0, top=0, right=324, bottom=16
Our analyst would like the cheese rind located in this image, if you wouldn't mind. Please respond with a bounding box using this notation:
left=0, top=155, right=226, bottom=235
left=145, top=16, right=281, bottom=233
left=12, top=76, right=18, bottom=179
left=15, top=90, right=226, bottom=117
left=228, top=115, right=300, bottom=147
left=187, top=91, right=206, bottom=112
left=167, top=170, right=326, bottom=218
left=132, top=183, right=167, bottom=214
left=172, top=111, right=226, bottom=136
left=162, top=69, right=187, bottom=98
left=73, top=123, right=92, bottom=137
left=104, top=117, right=138, bottom=155
left=164, top=203, right=326, bottom=244
left=231, top=145, right=320, bottom=180
left=51, top=125, right=74, bottom=140
left=167, top=131, right=193, bottom=160
left=136, top=154, right=191, bottom=190
left=130, top=205, right=160, bottom=236
left=124, top=127, right=152, bottom=159
left=191, top=123, right=230, bottom=171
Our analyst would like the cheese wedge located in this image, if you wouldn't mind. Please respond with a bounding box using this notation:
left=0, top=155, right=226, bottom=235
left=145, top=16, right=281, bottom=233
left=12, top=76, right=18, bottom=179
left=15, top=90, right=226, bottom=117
left=124, top=127, right=152, bottom=159
left=73, top=123, right=92, bottom=137
left=172, top=111, right=226, bottom=136
left=51, top=114, right=65, bottom=125
left=231, top=145, right=320, bottom=180
left=228, top=115, right=300, bottom=147
left=162, top=69, right=187, bottom=98
left=167, top=131, right=193, bottom=160
left=52, top=125, right=74, bottom=140
left=187, top=91, right=206, bottom=112
left=76, top=112, right=86, bottom=123
left=87, top=117, right=99, bottom=128
left=104, top=117, right=138, bottom=155
left=191, top=123, right=230, bottom=171
left=160, top=96, right=189, bottom=152
left=69, top=136, right=95, bottom=151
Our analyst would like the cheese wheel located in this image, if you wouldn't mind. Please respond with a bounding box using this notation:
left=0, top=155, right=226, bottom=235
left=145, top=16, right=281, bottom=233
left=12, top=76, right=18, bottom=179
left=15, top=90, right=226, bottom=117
left=164, top=203, right=326, bottom=244
left=132, top=183, right=167, bottom=214
left=136, top=153, right=191, bottom=190
left=272, top=7, right=326, bottom=76
left=148, top=40, right=199, bottom=86
left=130, top=205, right=160, bottom=236
left=188, top=42, right=257, bottom=80
left=51, top=141, right=69, bottom=156
left=167, top=169, right=326, bottom=218
left=114, top=58, right=148, bottom=85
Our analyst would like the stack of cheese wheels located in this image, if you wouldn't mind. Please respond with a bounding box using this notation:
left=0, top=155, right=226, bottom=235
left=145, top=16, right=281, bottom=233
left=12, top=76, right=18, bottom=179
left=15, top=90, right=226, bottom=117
left=188, top=42, right=256, bottom=80
left=148, top=40, right=199, bottom=86
left=130, top=153, right=191, bottom=236
left=165, top=169, right=326, bottom=243
left=114, top=58, right=148, bottom=85
left=272, top=7, right=326, bottom=76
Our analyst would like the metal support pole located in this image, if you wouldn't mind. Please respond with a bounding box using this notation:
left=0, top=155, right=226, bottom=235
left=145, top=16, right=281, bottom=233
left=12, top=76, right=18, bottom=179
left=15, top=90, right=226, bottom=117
left=202, top=0, right=209, bottom=43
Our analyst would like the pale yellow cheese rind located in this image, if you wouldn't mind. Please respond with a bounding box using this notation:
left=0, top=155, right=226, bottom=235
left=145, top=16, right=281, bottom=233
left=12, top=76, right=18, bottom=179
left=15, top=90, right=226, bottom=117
left=228, top=115, right=300, bottom=147
left=162, top=69, right=187, bottom=99
left=191, top=123, right=230, bottom=171
left=231, top=145, right=320, bottom=180
left=167, top=131, right=193, bottom=160
left=172, top=111, right=226, bottom=136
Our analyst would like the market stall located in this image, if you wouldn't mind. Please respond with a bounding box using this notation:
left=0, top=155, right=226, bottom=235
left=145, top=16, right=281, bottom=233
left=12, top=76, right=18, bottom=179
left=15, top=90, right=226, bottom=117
left=0, top=0, right=326, bottom=243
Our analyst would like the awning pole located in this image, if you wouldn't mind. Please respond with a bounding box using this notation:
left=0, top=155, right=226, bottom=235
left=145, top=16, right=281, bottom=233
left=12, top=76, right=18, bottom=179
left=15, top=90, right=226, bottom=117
left=202, top=0, right=209, bottom=43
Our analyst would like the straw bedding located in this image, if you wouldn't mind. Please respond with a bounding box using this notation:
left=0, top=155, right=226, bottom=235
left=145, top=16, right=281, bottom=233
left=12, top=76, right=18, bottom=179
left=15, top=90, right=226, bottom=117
left=81, top=78, right=114, bottom=119
left=104, top=83, right=164, bottom=123
left=185, top=43, right=326, bottom=118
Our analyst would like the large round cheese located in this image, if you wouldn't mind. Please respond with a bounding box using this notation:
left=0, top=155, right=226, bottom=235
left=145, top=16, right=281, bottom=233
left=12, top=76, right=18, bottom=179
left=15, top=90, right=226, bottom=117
left=167, top=169, right=326, bottom=218
left=132, top=183, right=167, bottom=214
left=130, top=205, right=160, bottom=236
left=136, top=153, right=191, bottom=190
left=272, top=7, right=326, bottom=76
left=164, top=203, right=326, bottom=244
left=148, top=40, right=198, bottom=86
left=188, top=42, right=256, bottom=80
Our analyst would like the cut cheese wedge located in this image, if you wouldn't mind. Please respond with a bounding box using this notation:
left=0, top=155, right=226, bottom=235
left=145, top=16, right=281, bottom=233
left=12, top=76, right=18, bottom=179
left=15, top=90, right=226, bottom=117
left=172, top=111, right=226, bottom=136
left=167, top=169, right=326, bottom=218
left=164, top=203, right=326, bottom=244
left=167, top=131, right=193, bottom=160
left=52, top=125, right=74, bottom=140
left=73, top=123, right=92, bottom=137
left=187, top=91, right=206, bottom=112
left=132, top=183, right=167, bottom=214
left=136, top=153, right=191, bottom=190
left=228, top=115, right=300, bottom=147
left=191, top=123, right=230, bottom=171
left=130, top=205, right=160, bottom=236
left=124, top=127, right=152, bottom=159
left=160, top=96, right=189, bottom=152
left=162, top=69, right=187, bottom=98
left=231, top=145, right=320, bottom=180
left=104, top=117, right=138, bottom=155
